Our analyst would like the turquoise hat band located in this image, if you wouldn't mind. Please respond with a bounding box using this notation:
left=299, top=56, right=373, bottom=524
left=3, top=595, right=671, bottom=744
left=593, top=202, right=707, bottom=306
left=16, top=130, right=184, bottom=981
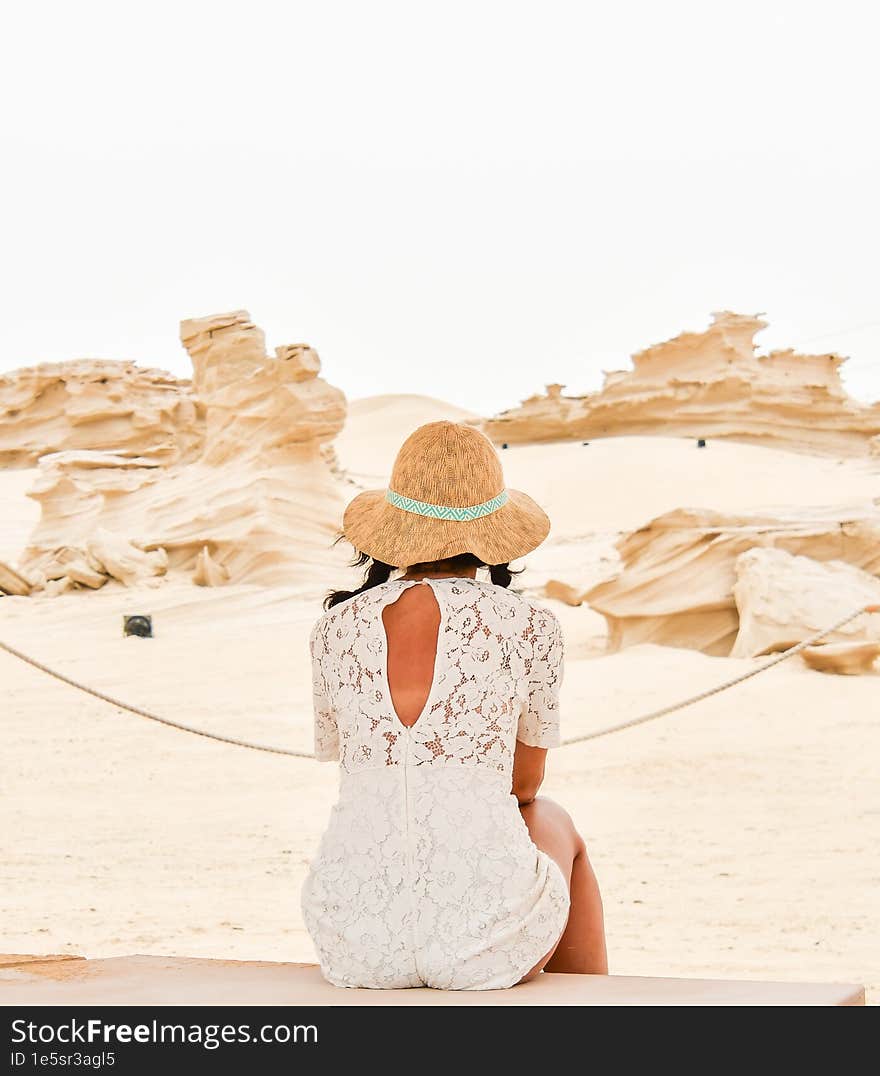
left=386, top=488, right=508, bottom=521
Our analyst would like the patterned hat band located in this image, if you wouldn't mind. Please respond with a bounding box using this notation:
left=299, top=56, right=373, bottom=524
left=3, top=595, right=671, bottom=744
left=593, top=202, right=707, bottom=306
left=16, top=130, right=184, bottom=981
left=386, top=487, right=509, bottom=521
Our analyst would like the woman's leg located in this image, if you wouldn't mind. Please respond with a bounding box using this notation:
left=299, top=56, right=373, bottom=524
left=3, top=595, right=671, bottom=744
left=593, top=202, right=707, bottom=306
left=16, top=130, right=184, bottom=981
left=516, top=796, right=608, bottom=982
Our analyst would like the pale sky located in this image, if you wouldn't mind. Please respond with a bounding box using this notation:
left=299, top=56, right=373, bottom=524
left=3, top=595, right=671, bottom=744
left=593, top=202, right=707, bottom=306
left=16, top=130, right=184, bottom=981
left=2, top=0, right=878, bottom=417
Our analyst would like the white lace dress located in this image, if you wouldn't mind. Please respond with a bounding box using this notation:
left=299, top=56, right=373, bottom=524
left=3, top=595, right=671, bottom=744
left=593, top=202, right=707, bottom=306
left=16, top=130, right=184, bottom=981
left=300, top=576, right=571, bottom=990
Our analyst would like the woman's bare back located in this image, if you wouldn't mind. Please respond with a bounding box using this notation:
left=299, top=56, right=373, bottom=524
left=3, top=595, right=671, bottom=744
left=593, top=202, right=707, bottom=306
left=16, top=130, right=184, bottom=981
left=381, top=582, right=441, bottom=728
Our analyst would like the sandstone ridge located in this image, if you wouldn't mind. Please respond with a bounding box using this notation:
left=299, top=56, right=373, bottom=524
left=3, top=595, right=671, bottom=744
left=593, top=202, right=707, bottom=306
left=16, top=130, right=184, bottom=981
left=485, top=312, right=880, bottom=457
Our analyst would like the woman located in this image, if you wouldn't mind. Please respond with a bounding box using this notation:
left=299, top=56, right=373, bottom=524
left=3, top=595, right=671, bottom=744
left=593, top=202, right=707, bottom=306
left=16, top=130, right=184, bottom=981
left=301, top=420, right=608, bottom=990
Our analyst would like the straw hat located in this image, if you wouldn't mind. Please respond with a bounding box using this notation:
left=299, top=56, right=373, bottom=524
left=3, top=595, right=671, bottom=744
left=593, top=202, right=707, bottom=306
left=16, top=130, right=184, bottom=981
left=342, top=421, right=551, bottom=567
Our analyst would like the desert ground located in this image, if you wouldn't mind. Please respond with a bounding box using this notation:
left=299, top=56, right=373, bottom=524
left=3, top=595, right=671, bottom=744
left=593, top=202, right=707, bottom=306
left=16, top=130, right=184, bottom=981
left=3, top=411, right=879, bottom=1002
left=2, top=310, right=879, bottom=1004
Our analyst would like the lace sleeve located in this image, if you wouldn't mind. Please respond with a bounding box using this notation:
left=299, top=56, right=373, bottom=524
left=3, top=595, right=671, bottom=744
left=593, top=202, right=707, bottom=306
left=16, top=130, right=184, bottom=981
left=309, top=619, right=339, bottom=762
left=517, top=607, right=564, bottom=749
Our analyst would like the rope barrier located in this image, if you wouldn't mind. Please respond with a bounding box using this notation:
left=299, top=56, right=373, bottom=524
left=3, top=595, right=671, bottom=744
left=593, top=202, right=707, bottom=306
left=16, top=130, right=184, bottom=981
left=559, top=603, right=878, bottom=746
left=1, top=604, right=877, bottom=758
left=0, top=637, right=313, bottom=758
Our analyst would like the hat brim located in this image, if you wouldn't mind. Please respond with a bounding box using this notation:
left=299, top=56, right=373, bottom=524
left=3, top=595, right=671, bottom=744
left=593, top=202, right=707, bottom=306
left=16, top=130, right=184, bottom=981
left=341, top=487, right=551, bottom=567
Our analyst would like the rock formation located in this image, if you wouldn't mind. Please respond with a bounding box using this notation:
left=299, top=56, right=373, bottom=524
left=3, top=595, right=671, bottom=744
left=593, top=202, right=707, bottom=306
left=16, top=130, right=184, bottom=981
left=87, top=529, right=169, bottom=587
left=582, top=504, right=880, bottom=657
left=39, top=546, right=107, bottom=591
left=800, top=640, right=880, bottom=675
left=23, top=529, right=168, bottom=594
left=484, top=312, right=880, bottom=457
left=192, top=545, right=231, bottom=587
left=0, top=559, right=32, bottom=596
left=731, top=547, right=880, bottom=658
left=0, top=360, right=204, bottom=468
left=179, top=314, right=344, bottom=464
left=15, top=311, right=348, bottom=590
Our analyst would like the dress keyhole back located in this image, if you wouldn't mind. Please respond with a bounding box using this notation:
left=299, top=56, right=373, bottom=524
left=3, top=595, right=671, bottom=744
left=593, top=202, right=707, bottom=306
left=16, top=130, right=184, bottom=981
left=381, top=580, right=442, bottom=731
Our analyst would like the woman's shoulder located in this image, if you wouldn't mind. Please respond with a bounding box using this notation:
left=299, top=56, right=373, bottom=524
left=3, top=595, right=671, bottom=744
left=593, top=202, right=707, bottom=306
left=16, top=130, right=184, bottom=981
left=513, top=589, right=562, bottom=638
left=458, top=579, right=562, bottom=638
left=309, top=578, right=401, bottom=638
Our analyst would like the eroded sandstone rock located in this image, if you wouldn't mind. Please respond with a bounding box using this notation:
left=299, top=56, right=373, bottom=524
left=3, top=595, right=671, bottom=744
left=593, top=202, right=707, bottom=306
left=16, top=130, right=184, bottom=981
left=0, top=559, right=32, bottom=596
left=800, top=641, right=880, bottom=675
left=485, top=312, right=880, bottom=457
left=192, top=545, right=231, bottom=587
left=87, top=529, right=168, bottom=587
left=16, top=311, right=349, bottom=590
left=0, top=360, right=203, bottom=468
left=731, top=547, right=880, bottom=658
left=583, top=504, right=880, bottom=656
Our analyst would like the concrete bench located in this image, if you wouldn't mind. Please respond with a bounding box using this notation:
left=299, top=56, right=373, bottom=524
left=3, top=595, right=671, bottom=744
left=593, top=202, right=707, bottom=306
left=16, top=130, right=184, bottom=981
left=0, top=954, right=865, bottom=1006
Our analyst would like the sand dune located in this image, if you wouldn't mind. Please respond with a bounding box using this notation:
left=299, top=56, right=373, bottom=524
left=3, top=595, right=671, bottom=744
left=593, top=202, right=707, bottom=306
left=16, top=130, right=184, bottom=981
left=336, top=393, right=482, bottom=487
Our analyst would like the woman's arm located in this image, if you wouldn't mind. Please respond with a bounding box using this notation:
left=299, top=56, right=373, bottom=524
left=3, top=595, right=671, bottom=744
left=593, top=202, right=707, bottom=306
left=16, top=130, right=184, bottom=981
left=513, top=604, right=564, bottom=804
left=512, top=739, right=548, bottom=806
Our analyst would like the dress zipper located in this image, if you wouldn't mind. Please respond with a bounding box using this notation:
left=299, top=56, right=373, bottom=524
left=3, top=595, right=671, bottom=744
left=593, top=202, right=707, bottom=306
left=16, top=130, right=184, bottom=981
left=402, top=724, right=421, bottom=980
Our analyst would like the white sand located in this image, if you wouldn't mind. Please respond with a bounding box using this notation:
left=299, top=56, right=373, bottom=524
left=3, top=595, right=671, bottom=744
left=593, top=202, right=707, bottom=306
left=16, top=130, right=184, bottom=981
left=2, top=419, right=878, bottom=1002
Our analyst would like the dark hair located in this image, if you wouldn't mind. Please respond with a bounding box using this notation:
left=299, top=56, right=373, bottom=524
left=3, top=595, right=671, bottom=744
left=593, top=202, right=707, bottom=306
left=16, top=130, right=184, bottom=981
left=322, top=533, right=524, bottom=611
